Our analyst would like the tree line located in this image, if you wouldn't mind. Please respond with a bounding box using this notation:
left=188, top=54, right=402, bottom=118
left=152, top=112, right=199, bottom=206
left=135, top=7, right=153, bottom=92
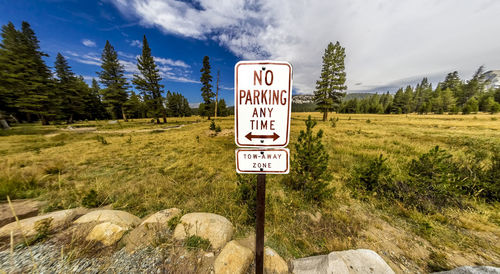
left=339, top=68, right=500, bottom=115
left=0, top=21, right=234, bottom=126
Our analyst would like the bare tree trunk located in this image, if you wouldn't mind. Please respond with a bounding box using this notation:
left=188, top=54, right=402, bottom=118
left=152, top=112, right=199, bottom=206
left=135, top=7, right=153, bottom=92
left=215, top=70, right=219, bottom=119
left=68, top=114, right=73, bottom=124
left=156, top=117, right=160, bottom=124
left=9, top=114, right=19, bottom=124
left=0, top=113, right=10, bottom=130
left=162, top=109, right=167, bottom=124
left=323, top=111, right=328, bottom=121
left=121, top=107, right=128, bottom=122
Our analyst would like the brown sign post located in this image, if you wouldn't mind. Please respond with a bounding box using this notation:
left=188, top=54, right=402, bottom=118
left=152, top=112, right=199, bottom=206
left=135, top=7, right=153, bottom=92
left=234, top=61, right=292, bottom=274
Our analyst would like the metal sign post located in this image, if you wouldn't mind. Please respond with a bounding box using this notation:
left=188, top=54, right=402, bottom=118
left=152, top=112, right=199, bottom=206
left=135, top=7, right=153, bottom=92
left=255, top=174, right=266, bottom=274
left=234, top=60, right=292, bottom=274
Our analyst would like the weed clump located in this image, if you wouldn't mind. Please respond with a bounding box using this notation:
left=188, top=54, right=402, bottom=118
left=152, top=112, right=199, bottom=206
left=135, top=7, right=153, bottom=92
left=96, top=135, right=108, bottom=145
left=235, top=174, right=257, bottom=224
left=22, top=217, right=52, bottom=246
left=329, top=117, right=338, bottom=127
left=184, top=235, right=211, bottom=251
left=81, top=189, right=103, bottom=208
left=167, top=215, right=181, bottom=231
left=352, top=145, right=500, bottom=213
left=284, top=116, right=333, bottom=203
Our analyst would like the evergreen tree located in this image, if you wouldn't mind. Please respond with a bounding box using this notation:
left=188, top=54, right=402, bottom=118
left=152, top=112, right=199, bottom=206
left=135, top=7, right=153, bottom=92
left=85, top=79, right=107, bottom=119
left=54, top=53, right=84, bottom=123
left=200, top=56, right=214, bottom=119
left=285, top=116, right=333, bottom=203
left=442, top=71, right=463, bottom=101
left=391, top=88, right=404, bottom=113
left=0, top=22, right=22, bottom=118
left=124, top=91, right=143, bottom=119
left=402, top=85, right=414, bottom=113
left=217, top=99, right=228, bottom=117
left=98, top=40, right=129, bottom=121
left=461, top=66, right=488, bottom=107
left=132, top=35, right=166, bottom=124
left=14, top=22, right=54, bottom=124
left=166, top=91, right=192, bottom=117
left=314, top=41, right=347, bottom=121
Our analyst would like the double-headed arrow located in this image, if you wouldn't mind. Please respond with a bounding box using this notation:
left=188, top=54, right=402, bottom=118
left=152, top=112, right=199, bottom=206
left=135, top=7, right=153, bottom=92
left=245, top=132, right=280, bottom=141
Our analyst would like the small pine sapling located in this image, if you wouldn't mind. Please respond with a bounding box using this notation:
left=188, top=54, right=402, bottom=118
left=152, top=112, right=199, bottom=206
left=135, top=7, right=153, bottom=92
left=285, top=115, right=333, bottom=203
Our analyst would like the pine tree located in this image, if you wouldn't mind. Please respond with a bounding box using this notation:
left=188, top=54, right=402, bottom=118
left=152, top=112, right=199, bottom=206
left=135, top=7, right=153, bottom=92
left=124, top=91, right=143, bottom=119
left=217, top=99, right=228, bottom=117
left=200, top=56, right=214, bottom=119
left=85, top=79, right=107, bottom=120
left=0, top=22, right=22, bottom=118
left=16, top=22, right=54, bottom=124
left=285, top=116, right=333, bottom=203
left=98, top=40, right=129, bottom=121
left=132, top=35, right=166, bottom=124
left=392, top=88, right=404, bottom=113
left=314, top=41, right=347, bottom=121
left=461, top=66, right=488, bottom=107
left=54, top=53, right=85, bottom=123
left=442, top=71, right=462, bottom=100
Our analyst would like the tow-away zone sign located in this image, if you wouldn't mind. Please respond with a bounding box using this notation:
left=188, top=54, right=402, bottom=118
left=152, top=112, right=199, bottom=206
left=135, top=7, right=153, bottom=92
left=235, top=61, right=292, bottom=147
left=235, top=148, right=290, bottom=174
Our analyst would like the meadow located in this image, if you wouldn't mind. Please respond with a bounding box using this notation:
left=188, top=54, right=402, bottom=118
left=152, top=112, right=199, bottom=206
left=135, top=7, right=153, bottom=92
left=1, top=113, right=499, bottom=272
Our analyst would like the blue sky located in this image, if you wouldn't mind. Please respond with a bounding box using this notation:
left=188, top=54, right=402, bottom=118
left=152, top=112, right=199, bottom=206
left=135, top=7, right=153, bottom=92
left=0, top=0, right=239, bottom=106
left=2, top=0, right=500, bottom=105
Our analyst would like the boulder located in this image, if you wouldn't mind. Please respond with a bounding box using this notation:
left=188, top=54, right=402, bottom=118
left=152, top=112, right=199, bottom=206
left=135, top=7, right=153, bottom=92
left=74, top=210, right=141, bottom=228
left=0, top=199, right=47, bottom=227
left=141, top=208, right=181, bottom=227
left=264, top=247, right=288, bottom=274
left=86, top=222, right=127, bottom=246
left=291, top=249, right=394, bottom=274
left=0, top=208, right=86, bottom=238
left=214, top=240, right=253, bottom=274
left=433, top=266, right=500, bottom=274
left=174, top=213, right=233, bottom=249
left=122, top=208, right=182, bottom=252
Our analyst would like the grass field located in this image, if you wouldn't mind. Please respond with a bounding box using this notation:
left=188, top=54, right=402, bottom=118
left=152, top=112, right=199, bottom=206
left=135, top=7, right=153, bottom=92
left=1, top=113, right=499, bottom=272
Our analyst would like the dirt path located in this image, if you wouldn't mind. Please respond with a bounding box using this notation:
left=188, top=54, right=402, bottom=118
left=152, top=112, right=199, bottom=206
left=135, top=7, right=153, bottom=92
left=44, top=124, right=186, bottom=137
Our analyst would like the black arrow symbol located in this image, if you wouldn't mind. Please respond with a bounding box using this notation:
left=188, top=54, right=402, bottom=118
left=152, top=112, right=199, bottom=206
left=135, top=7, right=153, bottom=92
left=245, top=132, right=280, bottom=141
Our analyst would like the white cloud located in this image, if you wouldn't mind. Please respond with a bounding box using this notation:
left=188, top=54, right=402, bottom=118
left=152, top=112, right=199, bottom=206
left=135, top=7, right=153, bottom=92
left=111, top=0, right=500, bottom=94
left=66, top=51, right=102, bottom=66
left=154, top=57, right=189, bottom=68
left=129, top=39, right=142, bottom=47
left=82, top=39, right=97, bottom=47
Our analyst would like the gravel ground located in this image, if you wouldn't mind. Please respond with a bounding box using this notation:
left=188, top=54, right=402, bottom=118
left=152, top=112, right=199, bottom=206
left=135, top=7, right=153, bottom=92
left=0, top=244, right=168, bottom=273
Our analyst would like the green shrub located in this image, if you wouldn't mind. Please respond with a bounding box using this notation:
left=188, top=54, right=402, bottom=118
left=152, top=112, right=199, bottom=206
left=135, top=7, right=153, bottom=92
left=184, top=235, right=211, bottom=251
left=167, top=215, right=181, bottom=231
left=235, top=174, right=257, bottom=224
left=22, top=217, right=52, bottom=246
left=215, top=125, right=221, bottom=132
left=285, top=116, right=333, bottom=203
left=329, top=117, right=337, bottom=127
left=96, top=135, right=108, bottom=145
left=355, top=154, right=391, bottom=192
left=209, top=120, right=216, bottom=130
left=81, top=189, right=102, bottom=208
left=351, top=146, right=469, bottom=213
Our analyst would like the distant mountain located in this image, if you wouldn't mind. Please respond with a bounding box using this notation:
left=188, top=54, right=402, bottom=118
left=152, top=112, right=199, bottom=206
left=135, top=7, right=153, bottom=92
left=292, top=94, right=315, bottom=104
left=344, top=93, right=373, bottom=100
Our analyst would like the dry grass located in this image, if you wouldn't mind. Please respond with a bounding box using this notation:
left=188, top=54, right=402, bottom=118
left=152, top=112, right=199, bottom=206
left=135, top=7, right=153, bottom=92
left=1, top=113, right=499, bottom=272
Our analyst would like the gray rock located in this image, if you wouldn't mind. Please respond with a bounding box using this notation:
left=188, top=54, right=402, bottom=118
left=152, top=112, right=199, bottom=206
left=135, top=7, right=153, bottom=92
left=434, top=266, right=500, bottom=274
left=0, top=199, right=47, bottom=227
left=291, top=249, right=394, bottom=274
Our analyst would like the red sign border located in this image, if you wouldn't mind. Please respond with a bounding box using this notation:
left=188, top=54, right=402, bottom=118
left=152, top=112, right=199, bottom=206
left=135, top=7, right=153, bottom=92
left=235, top=148, right=290, bottom=174
left=234, top=61, right=292, bottom=147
